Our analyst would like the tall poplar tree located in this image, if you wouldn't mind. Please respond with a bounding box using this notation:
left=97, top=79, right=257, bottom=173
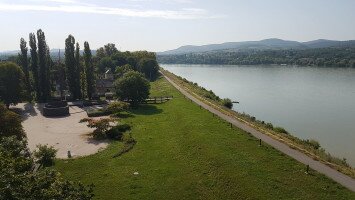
left=75, top=42, right=83, bottom=99
left=19, top=38, right=31, bottom=96
left=65, top=35, right=80, bottom=100
left=83, top=41, right=95, bottom=99
left=29, top=33, right=40, bottom=100
left=76, top=43, right=87, bottom=98
left=37, top=29, right=51, bottom=102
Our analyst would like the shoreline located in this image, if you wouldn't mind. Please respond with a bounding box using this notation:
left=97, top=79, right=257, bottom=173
left=160, top=69, right=355, bottom=183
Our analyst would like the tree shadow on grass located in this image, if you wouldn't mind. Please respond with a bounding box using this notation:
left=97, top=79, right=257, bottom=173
left=111, top=112, right=135, bottom=119
left=85, top=137, right=110, bottom=146
left=129, top=104, right=163, bottom=116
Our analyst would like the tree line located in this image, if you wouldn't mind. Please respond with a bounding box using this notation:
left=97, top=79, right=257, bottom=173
left=157, top=47, right=355, bottom=67
left=0, top=29, right=159, bottom=107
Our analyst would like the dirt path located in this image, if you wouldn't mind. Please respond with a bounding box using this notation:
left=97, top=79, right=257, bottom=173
left=162, top=72, right=355, bottom=192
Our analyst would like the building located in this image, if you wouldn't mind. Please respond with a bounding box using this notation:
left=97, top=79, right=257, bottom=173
left=96, top=69, right=114, bottom=96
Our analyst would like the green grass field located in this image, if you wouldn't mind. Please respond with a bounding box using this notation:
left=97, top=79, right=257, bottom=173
left=55, top=77, right=355, bottom=199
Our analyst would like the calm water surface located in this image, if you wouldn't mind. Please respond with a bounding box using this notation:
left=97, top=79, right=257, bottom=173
left=161, top=64, right=355, bottom=166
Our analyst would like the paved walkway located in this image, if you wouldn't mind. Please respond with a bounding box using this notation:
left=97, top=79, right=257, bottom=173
left=14, top=103, right=108, bottom=158
left=162, top=72, right=355, bottom=192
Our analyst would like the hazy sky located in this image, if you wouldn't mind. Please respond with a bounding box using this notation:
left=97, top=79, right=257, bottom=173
left=0, top=0, right=355, bottom=52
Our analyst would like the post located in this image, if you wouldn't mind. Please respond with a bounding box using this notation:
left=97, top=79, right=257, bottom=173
left=306, top=165, right=309, bottom=174
left=259, top=139, right=262, bottom=146
left=67, top=150, right=72, bottom=158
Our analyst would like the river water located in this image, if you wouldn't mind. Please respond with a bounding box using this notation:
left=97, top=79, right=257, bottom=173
left=161, top=64, right=355, bottom=166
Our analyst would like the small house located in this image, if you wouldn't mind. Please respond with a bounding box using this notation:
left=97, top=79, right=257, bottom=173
left=96, top=69, right=114, bottom=96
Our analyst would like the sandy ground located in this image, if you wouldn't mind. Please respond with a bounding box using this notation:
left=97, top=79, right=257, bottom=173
left=13, top=103, right=109, bottom=159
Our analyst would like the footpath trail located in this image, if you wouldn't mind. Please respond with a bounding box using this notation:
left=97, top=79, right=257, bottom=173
left=161, top=72, right=355, bottom=192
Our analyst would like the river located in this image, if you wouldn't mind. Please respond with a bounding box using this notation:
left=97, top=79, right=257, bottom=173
left=161, top=64, right=355, bottom=166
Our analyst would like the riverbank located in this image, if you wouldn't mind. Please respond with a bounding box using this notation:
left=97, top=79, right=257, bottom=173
left=160, top=68, right=355, bottom=179
left=54, top=76, right=355, bottom=199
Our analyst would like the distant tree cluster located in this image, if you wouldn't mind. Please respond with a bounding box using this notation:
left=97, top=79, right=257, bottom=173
left=95, top=44, right=159, bottom=80
left=158, top=47, right=355, bottom=67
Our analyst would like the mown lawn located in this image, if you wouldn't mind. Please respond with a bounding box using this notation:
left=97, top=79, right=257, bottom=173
left=55, top=77, right=355, bottom=200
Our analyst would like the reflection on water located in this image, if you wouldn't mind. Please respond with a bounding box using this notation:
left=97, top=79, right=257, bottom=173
left=162, top=64, right=355, bottom=166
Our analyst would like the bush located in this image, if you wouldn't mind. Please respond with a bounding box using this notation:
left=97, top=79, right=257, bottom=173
left=80, top=118, right=115, bottom=139
left=265, top=123, right=274, bottom=129
left=273, top=127, right=289, bottom=134
left=87, top=108, right=111, bottom=117
left=106, top=101, right=130, bottom=114
left=221, top=98, right=233, bottom=109
left=304, top=139, right=321, bottom=150
left=33, top=144, right=57, bottom=167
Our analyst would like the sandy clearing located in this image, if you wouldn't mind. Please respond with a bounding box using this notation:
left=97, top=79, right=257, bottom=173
left=14, top=103, right=109, bottom=159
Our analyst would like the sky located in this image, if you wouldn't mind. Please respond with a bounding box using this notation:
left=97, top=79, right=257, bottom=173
left=0, top=0, right=355, bottom=52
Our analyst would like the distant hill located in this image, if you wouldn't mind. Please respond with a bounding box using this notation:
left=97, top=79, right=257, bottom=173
left=158, top=38, right=355, bottom=55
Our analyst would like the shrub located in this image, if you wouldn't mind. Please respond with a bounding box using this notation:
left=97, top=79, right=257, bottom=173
left=304, top=139, right=321, bottom=150
left=265, top=123, right=274, bottom=129
left=86, top=108, right=111, bottom=117
left=80, top=118, right=115, bottom=139
left=273, top=127, right=289, bottom=134
left=106, top=101, right=130, bottom=114
left=33, top=144, right=57, bottom=167
left=221, top=98, right=233, bottom=109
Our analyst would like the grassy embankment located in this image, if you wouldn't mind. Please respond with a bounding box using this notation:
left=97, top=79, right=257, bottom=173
left=54, top=76, right=355, bottom=199
left=160, top=69, right=355, bottom=178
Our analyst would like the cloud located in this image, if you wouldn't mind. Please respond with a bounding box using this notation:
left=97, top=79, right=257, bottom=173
left=0, top=1, right=219, bottom=19
left=47, top=0, right=77, bottom=3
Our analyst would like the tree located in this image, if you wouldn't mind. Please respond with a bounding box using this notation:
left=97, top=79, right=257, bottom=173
left=75, top=42, right=83, bottom=99
left=37, top=29, right=51, bottom=102
left=97, top=57, right=115, bottom=73
left=0, top=103, right=26, bottom=140
left=19, top=38, right=31, bottom=97
left=65, top=35, right=81, bottom=100
left=84, top=41, right=95, bottom=99
left=115, top=64, right=134, bottom=78
left=29, top=33, right=40, bottom=100
left=33, top=144, right=57, bottom=167
left=138, top=58, right=159, bottom=80
left=104, top=43, right=118, bottom=56
left=96, top=43, right=118, bottom=59
left=221, top=98, right=233, bottom=109
left=114, top=71, right=150, bottom=106
left=0, top=62, right=25, bottom=108
left=96, top=47, right=106, bottom=60
left=111, top=52, right=127, bottom=67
